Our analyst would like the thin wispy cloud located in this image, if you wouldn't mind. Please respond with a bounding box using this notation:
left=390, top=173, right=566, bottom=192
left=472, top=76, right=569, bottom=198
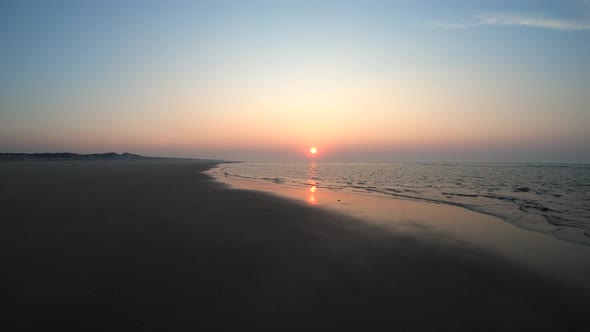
left=433, top=13, right=590, bottom=31
left=432, top=22, right=475, bottom=30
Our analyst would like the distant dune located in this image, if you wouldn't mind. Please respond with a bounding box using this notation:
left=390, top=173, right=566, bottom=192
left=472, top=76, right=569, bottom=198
left=0, top=152, right=207, bottom=161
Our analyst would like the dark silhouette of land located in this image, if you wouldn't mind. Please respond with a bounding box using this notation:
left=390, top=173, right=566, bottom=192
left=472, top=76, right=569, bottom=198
left=0, top=160, right=588, bottom=331
left=0, top=152, right=212, bottom=161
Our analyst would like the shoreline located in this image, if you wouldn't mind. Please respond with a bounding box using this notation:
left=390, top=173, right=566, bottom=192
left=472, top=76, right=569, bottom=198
left=207, top=163, right=590, bottom=289
left=1, top=160, right=588, bottom=331
left=207, top=162, right=590, bottom=247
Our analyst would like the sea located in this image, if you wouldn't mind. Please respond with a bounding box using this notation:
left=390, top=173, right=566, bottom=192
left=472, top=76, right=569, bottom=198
left=210, top=161, right=590, bottom=246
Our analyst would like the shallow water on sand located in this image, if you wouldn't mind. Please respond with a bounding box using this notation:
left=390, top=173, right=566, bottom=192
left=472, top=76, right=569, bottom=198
left=209, top=161, right=590, bottom=246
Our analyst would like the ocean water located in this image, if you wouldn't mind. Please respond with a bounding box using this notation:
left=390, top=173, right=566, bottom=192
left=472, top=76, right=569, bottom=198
left=211, top=162, right=590, bottom=246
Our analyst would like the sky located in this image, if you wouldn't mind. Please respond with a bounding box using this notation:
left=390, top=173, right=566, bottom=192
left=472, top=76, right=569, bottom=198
left=1, top=0, right=589, bottom=162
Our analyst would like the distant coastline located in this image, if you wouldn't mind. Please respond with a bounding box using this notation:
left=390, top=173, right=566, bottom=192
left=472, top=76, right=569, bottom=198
left=0, top=152, right=205, bottom=161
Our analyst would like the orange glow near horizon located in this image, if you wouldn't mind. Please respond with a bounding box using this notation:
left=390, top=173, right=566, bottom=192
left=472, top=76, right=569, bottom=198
left=3, top=0, right=588, bottom=166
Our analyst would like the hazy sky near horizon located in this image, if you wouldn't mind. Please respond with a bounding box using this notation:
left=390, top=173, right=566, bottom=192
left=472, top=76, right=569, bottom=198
left=1, top=0, right=589, bottom=162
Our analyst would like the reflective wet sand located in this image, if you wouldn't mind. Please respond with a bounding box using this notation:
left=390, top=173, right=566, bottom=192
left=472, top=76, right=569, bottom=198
left=210, top=164, right=590, bottom=289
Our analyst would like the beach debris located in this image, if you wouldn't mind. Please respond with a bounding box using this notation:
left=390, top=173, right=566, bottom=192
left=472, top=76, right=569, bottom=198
left=515, top=186, right=530, bottom=192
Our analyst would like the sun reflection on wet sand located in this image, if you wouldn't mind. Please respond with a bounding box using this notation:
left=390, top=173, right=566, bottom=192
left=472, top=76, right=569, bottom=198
left=308, top=162, right=318, bottom=204
left=309, top=185, right=317, bottom=204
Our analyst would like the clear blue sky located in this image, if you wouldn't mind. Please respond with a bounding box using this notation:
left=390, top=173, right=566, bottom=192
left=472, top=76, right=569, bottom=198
left=1, top=0, right=589, bottom=162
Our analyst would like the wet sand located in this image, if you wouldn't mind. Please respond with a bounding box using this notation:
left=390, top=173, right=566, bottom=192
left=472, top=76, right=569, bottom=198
left=213, top=170, right=590, bottom=289
left=0, top=160, right=588, bottom=331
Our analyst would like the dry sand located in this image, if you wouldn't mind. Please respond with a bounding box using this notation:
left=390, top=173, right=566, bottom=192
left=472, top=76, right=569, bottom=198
left=0, top=160, right=588, bottom=331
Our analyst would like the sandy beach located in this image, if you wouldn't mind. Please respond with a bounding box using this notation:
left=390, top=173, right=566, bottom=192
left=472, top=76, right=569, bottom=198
left=1, top=160, right=588, bottom=331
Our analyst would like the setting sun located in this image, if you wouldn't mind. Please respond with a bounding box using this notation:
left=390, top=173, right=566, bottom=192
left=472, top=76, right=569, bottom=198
left=310, top=147, right=317, bottom=154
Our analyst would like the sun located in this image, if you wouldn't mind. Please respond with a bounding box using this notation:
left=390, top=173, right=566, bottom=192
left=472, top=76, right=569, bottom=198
left=310, top=147, right=317, bottom=154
